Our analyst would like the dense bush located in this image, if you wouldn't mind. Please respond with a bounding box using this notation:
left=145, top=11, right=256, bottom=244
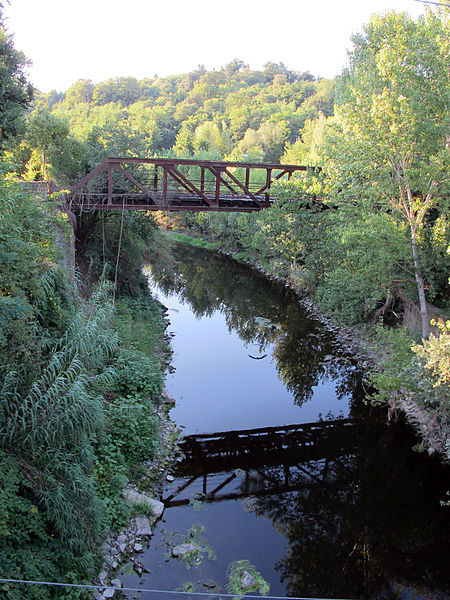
left=1, top=178, right=169, bottom=593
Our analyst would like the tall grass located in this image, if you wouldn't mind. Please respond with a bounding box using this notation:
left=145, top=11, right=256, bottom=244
left=0, top=280, right=118, bottom=552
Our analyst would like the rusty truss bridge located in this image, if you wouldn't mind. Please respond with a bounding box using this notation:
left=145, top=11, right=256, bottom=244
left=67, top=157, right=313, bottom=213
left=164, top=419, right=357, bottom=507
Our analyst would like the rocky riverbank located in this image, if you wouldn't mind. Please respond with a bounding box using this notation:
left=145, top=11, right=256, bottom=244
left=93, top=390, right=182, bottom=599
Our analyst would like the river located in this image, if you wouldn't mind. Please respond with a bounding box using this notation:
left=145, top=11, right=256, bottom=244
left=122, top=243, right=449, bottom=600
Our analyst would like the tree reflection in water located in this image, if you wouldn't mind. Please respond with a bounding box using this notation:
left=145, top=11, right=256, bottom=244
left=247, top=419, right=450, bottom=599
left=170, top=417, right=450, bottom=599
left=148, top=243, right=361, bottom=408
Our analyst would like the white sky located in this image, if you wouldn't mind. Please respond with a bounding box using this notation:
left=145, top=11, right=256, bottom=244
left=4, top=0, right=426, bottom=93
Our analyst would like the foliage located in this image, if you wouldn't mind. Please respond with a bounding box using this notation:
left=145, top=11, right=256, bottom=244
left=0, top=173, right=168, bottom=587
left=172, top=524, right=216, bottom=569
left=313, top=208, right=411, bottom=324
left=226, top=559, right=270, bottom=598
left=76, top=210, right=160, bottom=296
left=105, top=394, right=158, bottom=466
left=0, top=167, right=73, bottom=391
left=412, top=319, right=450, bottom=388
left=0, top=450, right=59, bottom=600
left=0, top=16, right=33, bottom=147
left=16, top=62, right=337, bottom=187
left=114, top=294, right=170, bottom=362
left=1, top=281, right=118, bottom=553
left=112, top=349, right=163, bottom=399
left=369, top=326, right=449, bottom=459
left=22, top=107, right=86, bottom=185
left=327, top=9, right=450, bottom=336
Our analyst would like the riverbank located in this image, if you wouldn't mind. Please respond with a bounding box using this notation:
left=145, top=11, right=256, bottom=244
left=163, top=230, right=449, bottom=463
left=88, top=291, right=183, bottom=598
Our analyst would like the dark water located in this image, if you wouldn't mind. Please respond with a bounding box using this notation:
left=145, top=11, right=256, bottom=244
left=122, top=244, right=450, bottom=600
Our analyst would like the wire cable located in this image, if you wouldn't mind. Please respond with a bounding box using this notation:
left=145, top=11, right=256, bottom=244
left=413, top=0, right=449, bottom=6
left=0, top=578, right=355, bottom=600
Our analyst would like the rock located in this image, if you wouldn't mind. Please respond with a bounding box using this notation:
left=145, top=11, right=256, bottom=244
left=110, top=578, right=122, bottom=588
left=118, top=543, right=127, bottom=553
left=122, top=488, right=165, bottom=519
left=116, top=534, right=127, bottom=544
left=166, top=475, right=175, bottom=482
left=102, top=589, right=115, bottom=599
left=162, top=389, right=176, bottom=405
left=145, top=497, right=165, bottom=518
left=98, top=571, right=108, bottom=583
left=240, top=571, right=258, bottom=590
left=130, top=517, right=152, bottom=537
left=134, top=543, right=143, bottom=552
left=172, top=543, right=197, bottom=558
left=104, top=555, right=119, bottom=569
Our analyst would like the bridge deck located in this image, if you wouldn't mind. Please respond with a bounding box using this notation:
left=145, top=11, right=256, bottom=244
left=67, top=157, right=314, bottom=212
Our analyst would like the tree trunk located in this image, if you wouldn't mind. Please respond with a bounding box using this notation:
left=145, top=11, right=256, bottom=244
left=410, top=227, right=430, bottom=339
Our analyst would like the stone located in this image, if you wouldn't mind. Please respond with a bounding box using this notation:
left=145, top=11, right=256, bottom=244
left=102, top=589, right=115, bottom=599
left=116, top=534, right=127, bottom=544
left=134, top=543, right=143, bottom=552
left=166, top=475, right=175, bottom=482
left=145, top=497, right=165, bottom=518
left=240, top=571, right=258, bottom=590
left=110, top=578, right=122, bottom=588
left=172, top=543, right=197, bottom=558
left=131, top=517, right=152, bottom=537
left=119, top=543, right=127, bottom=553
left=98, top=571, right=108, bottom=583
left=122, top=488, right=164, bottom=519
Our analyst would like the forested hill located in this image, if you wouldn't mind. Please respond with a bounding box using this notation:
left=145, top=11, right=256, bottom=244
left=13, top=62, right=334, bottom=185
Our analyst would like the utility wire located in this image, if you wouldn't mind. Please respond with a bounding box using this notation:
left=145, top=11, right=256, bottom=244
left=113, top=196, right=126, bottom=303
left=0, top=578, right=355, bottom=600
left=413, top=0, right=449, bottom=6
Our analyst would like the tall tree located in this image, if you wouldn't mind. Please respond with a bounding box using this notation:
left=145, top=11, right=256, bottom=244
left=0, top=7, right=33, bottom=148
left=25, top=109, right=71, bottom=182
left=329, top=9, right=449, bottom=338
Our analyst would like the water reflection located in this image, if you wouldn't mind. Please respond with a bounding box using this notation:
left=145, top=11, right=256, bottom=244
left=267, top=419, right=450, bottom=600
left=139, top=242, right=450, bottom=600
left=148, top=243, right=362, bottom=408
left=163, top=415, right=450, bottom=600
left=165, top=417, right=356, bottom=506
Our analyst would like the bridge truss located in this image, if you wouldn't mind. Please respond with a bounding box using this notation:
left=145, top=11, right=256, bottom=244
left=67, top=157, right=312, bottom=213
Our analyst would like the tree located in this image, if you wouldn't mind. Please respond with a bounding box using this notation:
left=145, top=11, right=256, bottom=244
left=223, top=58, right=246, bottom=76
left=25, top=109, right=71, bottom=182
left=0, top=11, right=33, bottom=148
left=64, top=78, right=94, bottom=105
left=329, top=9, right=449, bottom=338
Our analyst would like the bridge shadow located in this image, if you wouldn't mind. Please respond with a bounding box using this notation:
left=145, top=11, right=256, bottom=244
left=163, top=418, right=357, bottom=507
